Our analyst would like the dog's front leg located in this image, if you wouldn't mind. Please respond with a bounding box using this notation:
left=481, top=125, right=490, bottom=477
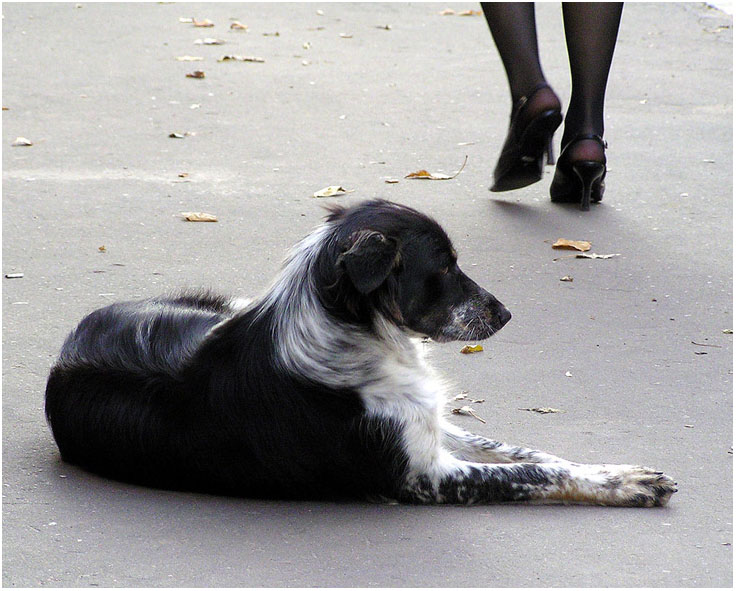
left=400, top=458, right=677, bottom=507
left=441, top=421, right=567, bottom=464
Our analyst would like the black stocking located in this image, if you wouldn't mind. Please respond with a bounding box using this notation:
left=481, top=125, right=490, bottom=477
left=560, top=2, right=623, bottom=148
left=482, top=2, right=623, bottom=161
left=481, top=3, right=561, bottom=130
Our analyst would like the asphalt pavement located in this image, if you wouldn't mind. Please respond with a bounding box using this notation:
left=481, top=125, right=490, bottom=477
left=2, top=2, right=732, bottom=587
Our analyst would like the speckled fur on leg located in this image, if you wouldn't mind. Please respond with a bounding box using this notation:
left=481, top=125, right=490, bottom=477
left=399, top=458, right=677, bottom=507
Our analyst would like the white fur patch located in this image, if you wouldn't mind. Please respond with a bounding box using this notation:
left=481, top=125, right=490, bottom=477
left=228, top=297, right=254, bottom=313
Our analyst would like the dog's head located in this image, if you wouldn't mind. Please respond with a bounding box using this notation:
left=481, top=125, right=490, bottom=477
left=319, top=200, right=511, bottom=342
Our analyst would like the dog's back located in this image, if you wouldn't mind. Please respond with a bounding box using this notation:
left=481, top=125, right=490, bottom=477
left=45, top=294, right=230, bottom=486
left=45, top=291, right=408, bottom=499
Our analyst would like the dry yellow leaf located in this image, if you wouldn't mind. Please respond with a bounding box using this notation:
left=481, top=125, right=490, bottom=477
left=217, top=55, right=265, bottom=63
left=405, top=155, right=468, bottom=180
left=192, top=18, right=214, bottom=27
left=460, top=344, right=483, bottom=354
left=194, top=38, right=225, bottom=45
left=186, top=70, right=206, bottom=78
left=552, top=238, right=591, bottom=252
left=312, top=186, right=354, bottom=198
left=440, top=8, right=456, bottom=15
left=230, top=21, right=248, bottom=30
left=182, top=212, right=218, bottom=222
left=458, top=10, right=482, bottom=16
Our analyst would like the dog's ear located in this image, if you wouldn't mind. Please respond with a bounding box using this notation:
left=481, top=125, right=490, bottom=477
left=339, top=230, right=400, bottom=294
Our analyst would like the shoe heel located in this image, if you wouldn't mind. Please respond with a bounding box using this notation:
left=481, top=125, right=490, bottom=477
left=546, top=135, right=555, bottom=166
left=572, top=162, right=606, bottom=211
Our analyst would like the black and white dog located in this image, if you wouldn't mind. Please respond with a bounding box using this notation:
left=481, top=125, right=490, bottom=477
left=46, top=200, right=676, bottom=506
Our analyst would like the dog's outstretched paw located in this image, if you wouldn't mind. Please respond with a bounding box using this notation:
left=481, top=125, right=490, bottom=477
left=605, top=465, right=677, bottom=507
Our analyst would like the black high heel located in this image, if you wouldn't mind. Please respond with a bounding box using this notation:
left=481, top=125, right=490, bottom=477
left=490, top=84, right=562, bottom=192
left=549, top=134, right=607, bottom=211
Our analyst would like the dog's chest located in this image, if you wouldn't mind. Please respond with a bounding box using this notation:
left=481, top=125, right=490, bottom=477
left=358, top=355, right=446, bottom=473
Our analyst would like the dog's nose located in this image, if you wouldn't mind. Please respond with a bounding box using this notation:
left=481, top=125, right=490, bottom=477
left=497, top=306, right=512, bottom=327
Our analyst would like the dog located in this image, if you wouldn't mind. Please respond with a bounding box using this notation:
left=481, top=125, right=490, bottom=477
left=45, top=200, right=676, bottom=506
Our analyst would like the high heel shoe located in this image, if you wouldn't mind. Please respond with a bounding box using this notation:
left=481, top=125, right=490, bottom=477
left=549, top=134, right=607, bottom=211
left=490, top=84, right=562, bottom=192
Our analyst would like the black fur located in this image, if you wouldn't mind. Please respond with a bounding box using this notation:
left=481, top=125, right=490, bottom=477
left=45, top=200, right=676, bottom=507
left=46, top=296, right=409, bottom=499
left=45, top=200, right=508, bottom=499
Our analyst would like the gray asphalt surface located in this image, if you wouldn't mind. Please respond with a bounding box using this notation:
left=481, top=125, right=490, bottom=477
left=3, top=2, right=733, bottom=587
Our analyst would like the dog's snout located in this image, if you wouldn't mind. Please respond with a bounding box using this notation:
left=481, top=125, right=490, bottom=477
left=497, top=306, right=512, bottom=327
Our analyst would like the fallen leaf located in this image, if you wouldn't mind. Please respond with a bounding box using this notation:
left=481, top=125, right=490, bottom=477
left=98, top=245, right=106, bottom=253
left=178, top=172, right=189, bottom=178
left=169, top=132, right=194, bottom=138
left=405, top=155, right=468, bottom=180
left=194, top=38, right=225, bottom=45
left=230, top=21, right=248, bottom=30
left=565, top=371, right=573, bottom=377
left=384, top=179, right=399, bottom=184
left=11, top=137, right=33, bottom=147
left=263, top=31, right=280, bottom=36
left=3, top=106, right=9, bottom=110
left=552, top=238, right=591, bottom=252
left=186, top=70, right=206, bottom=78
left=339, top=33, right=353, bottom=38
left=179, top=17, right=194, bottom=23
left=694, top=351, right=708, bottom=355
left=176, top=55, right=204, bottom=61
left=439, top=8, right=456, bottom=15
left=4, top=273, right=24, bottom=279
left=312, top=186, right=354, bottom=198
left=217, top=55, right=265, bottom=63
left=192, top=18, right=214, bottom=27
left=560, top=275, right=573, bottom=282
left=451, top=406, right=486, bottom=423
left=181, top=212, right=218, bottom=222
left=303, top=41, right=312, bottom=50
left=684, top=424, right=695, bottom=428
left=519, top=407, right=564, bottom=414
left=460, top=344, right=483, bottom=354
left=458, top=9, right=482, bottom=16
left=316, top=9, right=324, bottom=15
left=376, top=24, right=392, bottom=30
left=453, top=392, right=468, bottom=401
left=723, top=329, right=733, bottom=334
left=575, top=253, right=620, bottom=259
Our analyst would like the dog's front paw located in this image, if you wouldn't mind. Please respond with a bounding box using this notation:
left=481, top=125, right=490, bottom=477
left=602, top=464, right=677, bottom=507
